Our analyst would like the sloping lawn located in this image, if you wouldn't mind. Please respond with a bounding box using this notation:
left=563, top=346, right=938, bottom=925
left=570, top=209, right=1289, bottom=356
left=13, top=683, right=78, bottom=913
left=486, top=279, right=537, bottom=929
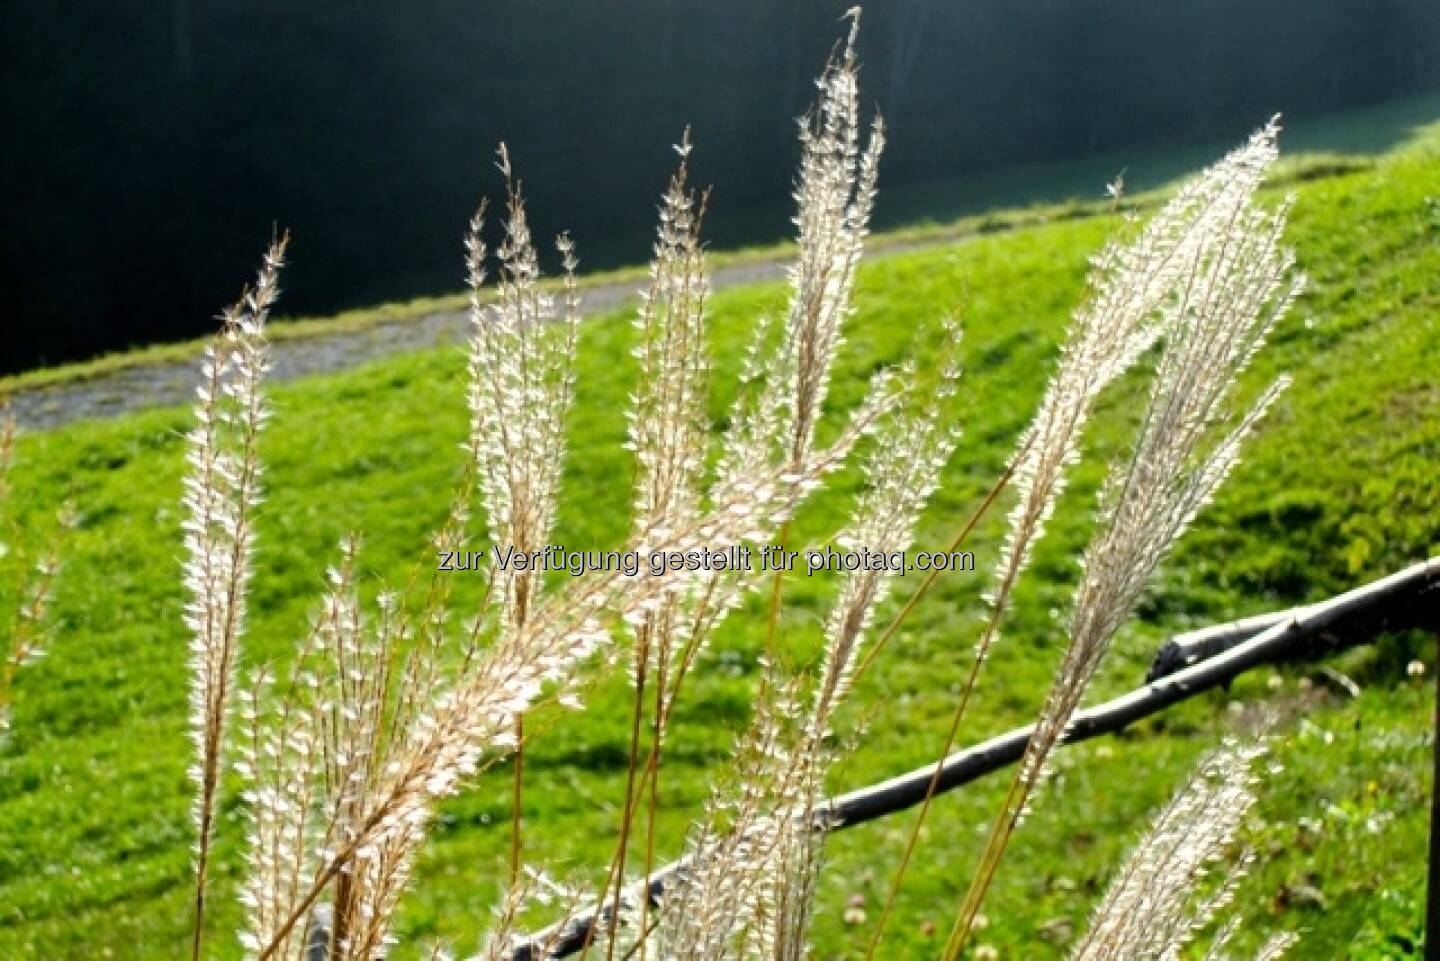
left=0, top=125, right=1436, bottom=959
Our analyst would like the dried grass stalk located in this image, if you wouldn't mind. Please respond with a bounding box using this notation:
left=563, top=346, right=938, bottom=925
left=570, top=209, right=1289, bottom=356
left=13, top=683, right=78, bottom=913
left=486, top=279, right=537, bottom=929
left=184, top=237, right=287, bottom=959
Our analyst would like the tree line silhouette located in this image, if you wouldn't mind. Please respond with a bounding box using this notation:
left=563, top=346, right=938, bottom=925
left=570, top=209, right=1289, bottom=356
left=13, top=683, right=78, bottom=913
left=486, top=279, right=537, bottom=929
left=2, top=0, right=1437, bottom=373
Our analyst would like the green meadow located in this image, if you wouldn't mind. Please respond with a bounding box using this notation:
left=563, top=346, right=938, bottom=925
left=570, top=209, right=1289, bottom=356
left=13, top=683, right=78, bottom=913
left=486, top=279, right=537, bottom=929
left=1, top=124, right=1436, bottom=959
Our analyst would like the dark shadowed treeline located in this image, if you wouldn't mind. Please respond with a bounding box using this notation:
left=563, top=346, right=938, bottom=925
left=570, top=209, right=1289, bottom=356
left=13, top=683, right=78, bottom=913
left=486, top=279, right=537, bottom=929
left=3, top=0, right=1438, bottom=374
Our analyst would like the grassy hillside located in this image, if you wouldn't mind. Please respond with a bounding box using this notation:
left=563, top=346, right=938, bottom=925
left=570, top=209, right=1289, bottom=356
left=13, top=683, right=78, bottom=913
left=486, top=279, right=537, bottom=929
left=0, top=123, right=1436, bottom=959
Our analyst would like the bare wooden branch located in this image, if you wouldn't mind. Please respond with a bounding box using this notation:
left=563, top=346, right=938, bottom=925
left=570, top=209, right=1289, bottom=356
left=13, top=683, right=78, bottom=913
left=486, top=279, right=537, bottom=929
left=1147, top=558, right=1440, bottom=682
left=1144, top=609, right=1291, bottom=681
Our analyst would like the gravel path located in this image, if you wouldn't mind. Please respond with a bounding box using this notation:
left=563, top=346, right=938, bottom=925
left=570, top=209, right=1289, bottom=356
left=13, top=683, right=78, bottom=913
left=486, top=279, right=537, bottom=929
left=5, top=235, right=954, bottom=433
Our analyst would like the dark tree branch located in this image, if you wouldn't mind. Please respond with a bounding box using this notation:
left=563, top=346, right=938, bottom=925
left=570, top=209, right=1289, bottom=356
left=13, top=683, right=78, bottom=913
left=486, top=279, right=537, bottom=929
left=509, top=558, right=1440, bottom=960
left=1148, top=559, right=1440, bottom=682
left=1144, top=609, right=1291, bottom=682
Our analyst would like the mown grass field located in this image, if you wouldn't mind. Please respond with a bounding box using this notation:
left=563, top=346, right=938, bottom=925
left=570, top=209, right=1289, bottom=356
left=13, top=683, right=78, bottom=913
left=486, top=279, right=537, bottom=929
left=1, top=122, right=1437, bottom=959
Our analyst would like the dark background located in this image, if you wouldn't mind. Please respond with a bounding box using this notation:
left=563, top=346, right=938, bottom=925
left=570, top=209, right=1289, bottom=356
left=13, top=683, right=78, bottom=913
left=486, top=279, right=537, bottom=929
left=3, top=1, right=1438, bottom=375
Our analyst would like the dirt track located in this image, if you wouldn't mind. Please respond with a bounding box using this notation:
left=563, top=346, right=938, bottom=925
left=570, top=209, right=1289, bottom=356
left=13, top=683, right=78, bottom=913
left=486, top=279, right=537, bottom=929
left=6, top=234, right=966, bottom=433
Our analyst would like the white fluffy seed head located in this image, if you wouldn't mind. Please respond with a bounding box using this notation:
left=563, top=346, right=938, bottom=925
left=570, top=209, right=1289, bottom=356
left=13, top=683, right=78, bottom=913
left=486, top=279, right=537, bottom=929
left=1072, top=741, right=1268, bottom=961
